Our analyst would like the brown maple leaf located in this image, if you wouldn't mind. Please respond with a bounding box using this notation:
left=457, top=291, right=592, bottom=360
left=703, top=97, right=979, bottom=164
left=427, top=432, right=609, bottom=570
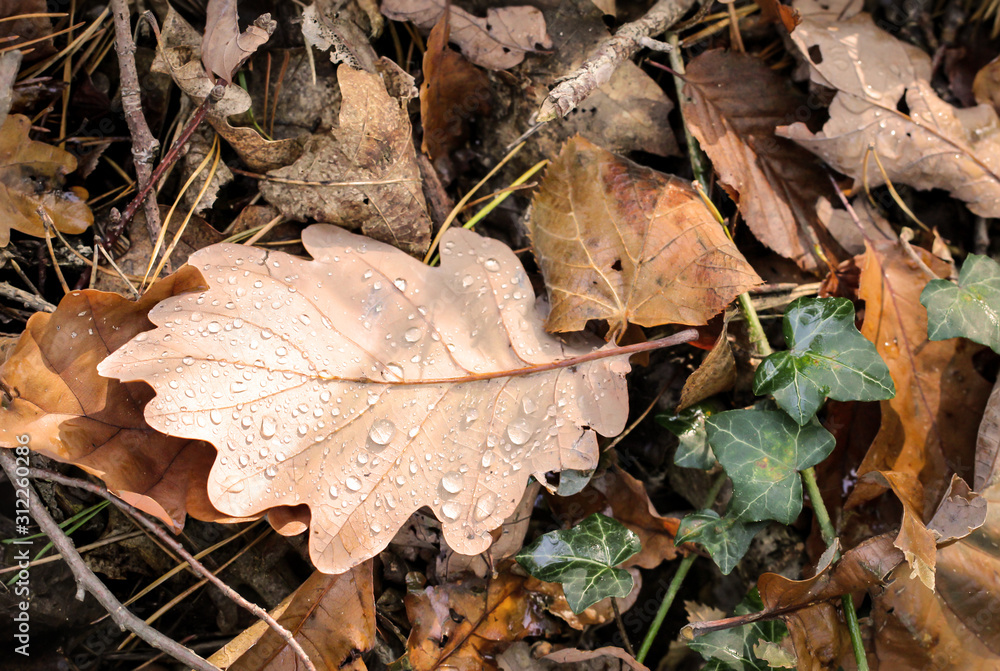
left=98, top=225, right=650, bottom=573
left=528, top=136, right=761, bottom=337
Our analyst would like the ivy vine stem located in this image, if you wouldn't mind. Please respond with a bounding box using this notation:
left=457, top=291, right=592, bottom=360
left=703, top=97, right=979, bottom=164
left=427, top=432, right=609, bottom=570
left=636, top=471, right=727, bottom=663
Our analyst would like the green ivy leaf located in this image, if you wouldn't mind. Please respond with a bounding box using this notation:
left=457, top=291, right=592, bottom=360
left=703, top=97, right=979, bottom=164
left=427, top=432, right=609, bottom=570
left=706, top=409, right=835, bottom=524
left=515, top=513, right=640, bottom=613
left=676, top=510, right=767, bottom=575
left=657, top=401, right=719, bottom=469
left=688, top=589, right=788, bottom=670
left=753, top=297, right=895, bottom=425
left=921, top=254, right=1000, bottom=353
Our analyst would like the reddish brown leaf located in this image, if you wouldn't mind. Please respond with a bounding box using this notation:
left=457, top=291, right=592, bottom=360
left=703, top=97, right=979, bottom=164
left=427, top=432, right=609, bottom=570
left=852, top=239, right=992, bottom=510
left=211, top=563, right=374, bottom=670
left=404, top=570, right=561, bottom=671
left=682, top=50, right=842, bottom=272
left=528, top=135, right=761, bottom=336
left=0, top=114, right=92, bottom=246
left=420, top=14, right=492, bottom=174
left=0, top=268, right=231, bottom=529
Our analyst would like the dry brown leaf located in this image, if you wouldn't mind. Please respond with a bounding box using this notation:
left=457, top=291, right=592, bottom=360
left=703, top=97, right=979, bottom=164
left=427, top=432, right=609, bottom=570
left=682, top=50, right=842, bottom=272
left=202, top=0, right=275, bottom=83
left=420, top=14, right=492, bottom=173
left=0, top=268, right=234, bottom=529
left=677, top=324, right=736, bottom=411
left=211, top=563, right=374, bottom=670
left=151, top=8, right=254, bottom=117
left=0, top=51, right=20, bottom=122
left=404, top=570, right=561, bottom=671
left=99, top=225, right=633, bottom=573
left=0, top=114, right=92, bottom=246
left=528, top=135, right=761, bottom=336
left=547, top=466, right=683, bottom=569
left=778, top=13, right=1000, bottom=218
left=852, top=238, right=991, bottom=511
left=300, top=1, right=378, bottom=72
left=208, top=117, right=302, bottom=173
left=380, top=0, right=551, bottom=70
left=260, top=63, right=431, bottom=256
left=870, top=375, right=1000, bottom=669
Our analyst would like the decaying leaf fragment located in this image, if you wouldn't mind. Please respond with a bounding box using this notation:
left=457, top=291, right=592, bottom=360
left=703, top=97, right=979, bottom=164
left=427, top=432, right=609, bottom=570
left=779, top=13, right=1000, bottom=218
left=201, top=0, right=276, bottom=83
left=0, top=268, right=229, bottom=529
left=99, top=225, right=632, bottom=573
left=0, top=114, right=92, bottom=246
left=380, top=0, right=552, bottom=70
left=260, top=64, right=432, bottom=256
left=528, top=136, right=761, bottom=336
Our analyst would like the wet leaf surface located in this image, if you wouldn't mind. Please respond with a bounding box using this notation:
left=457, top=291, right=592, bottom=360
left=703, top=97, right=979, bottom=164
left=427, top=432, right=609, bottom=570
left=516, top=513, right=640, bottom=613
left=676, top=510, right=767, bottom=575
left=707, top=409, right=835, bottom=524
left=921, top=254, right=1000, bottom=353
left=0, top=268, right=230, bottom=528
left=99, top=225, right=631, bottom=573
left=754, top=297, right=894, bottom=425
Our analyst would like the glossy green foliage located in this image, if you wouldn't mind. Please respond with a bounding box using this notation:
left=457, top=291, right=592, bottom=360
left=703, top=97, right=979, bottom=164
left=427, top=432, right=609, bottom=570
left=676, top=510, right=768, bottom=575
left=921, top=254, right=1000, bottom=353
left=515, top=513, right=640, bottom=613
left=688, top=590, right=788, bottom=670
left=706, top=409, right=835, bottom=524
left=657, top=401, right=718, bottom=469
left=754, top=297, right=895, bottom=425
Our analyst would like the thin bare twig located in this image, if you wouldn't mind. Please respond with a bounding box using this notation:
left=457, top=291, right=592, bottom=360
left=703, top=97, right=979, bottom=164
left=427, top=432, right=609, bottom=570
left=0, top=451, right=219, bottom=671
left=110, top=0, right=161, bottom=243
left=24, top=467, right=318, bottom=671
left=537, top=0, right=697, bottom=121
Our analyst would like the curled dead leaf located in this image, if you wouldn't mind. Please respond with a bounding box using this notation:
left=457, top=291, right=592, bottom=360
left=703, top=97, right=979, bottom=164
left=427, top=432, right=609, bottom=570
left=202, top=0, right=276, bottom=83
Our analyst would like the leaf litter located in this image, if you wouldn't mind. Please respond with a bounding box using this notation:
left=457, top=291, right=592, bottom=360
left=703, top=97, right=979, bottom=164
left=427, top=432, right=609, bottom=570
left=7, top=0, right=1000, bottom=668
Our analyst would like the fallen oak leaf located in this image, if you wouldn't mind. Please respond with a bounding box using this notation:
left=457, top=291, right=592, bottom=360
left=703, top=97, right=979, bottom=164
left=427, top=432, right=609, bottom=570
left=0, top=267, right=233, bottom=529
left=0, top=113, right=92, bottom=246
left=528, top=135, right=761, bottom=337
left=99, top=225, right=696, bottom=573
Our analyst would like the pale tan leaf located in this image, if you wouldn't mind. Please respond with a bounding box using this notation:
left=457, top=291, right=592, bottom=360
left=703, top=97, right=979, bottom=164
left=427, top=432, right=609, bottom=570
left=99, top=225, right=632, bottom=573
left=778, top=13, right=1000, bottom=218
left=380, top=0, right=551, bottom=70
left=677, top=325, right=736, bottom=412
left=682, top=50, right=842, bottom=272
left=260, top=63, right=431, bottom=256
left=202, top=0, right=275, bottom=83
left=0, top=114, right=92, bottom=246
left=528, top=135, right=761, bottom=336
